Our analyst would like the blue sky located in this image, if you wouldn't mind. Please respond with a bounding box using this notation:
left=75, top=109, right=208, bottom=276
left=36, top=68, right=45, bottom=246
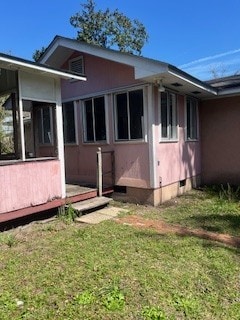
left=1, top=0, right=240, bottom=80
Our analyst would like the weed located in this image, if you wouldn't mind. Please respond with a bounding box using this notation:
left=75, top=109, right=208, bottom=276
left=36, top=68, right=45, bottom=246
left=219, top=183, right=240, bottom=202
left=101, top=285, right=125, bottom=311
left=1, top=234, right=17, bottom=247
left=75, top=291, right=95, bottom=305
left=142, top=306, right=167, bottom=320
left=173, top=295, right=200, bottom=318
left=58, top=204, right=77, bottom=223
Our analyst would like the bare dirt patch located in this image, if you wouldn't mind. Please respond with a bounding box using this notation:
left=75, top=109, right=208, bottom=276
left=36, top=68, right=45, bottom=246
left=116, top=215, right=240, bottom=248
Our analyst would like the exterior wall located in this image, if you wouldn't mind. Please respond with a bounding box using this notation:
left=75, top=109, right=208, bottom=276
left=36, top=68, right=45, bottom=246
left=0, top=160, right=62, bottom=214
left=200, top=95, right=240, bottom=185
left=155, top=94, right=201, bottom=189
left=61, top=52, right=139, bottom=100
left=62, top=52, right=150, bottom=189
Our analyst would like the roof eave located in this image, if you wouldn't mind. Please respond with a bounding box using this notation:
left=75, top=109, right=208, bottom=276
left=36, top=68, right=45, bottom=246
left=0, top=53, right=86, bottom=81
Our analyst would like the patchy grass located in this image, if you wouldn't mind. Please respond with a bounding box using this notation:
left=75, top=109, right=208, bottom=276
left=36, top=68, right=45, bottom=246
left=137, top=188, right=240, bottom=237
left=0, top=189, right=240, bottom=319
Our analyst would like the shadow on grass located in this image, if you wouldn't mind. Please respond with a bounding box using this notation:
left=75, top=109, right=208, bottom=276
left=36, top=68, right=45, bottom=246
left=186, top=213, right=240, bottom=236
left=134, top=229, right=240, bottom=253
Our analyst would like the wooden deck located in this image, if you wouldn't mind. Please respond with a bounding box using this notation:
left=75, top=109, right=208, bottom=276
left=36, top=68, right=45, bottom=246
left=66, top=184, right=98, bottom=204
left=0, top=184, right=99, bottom=224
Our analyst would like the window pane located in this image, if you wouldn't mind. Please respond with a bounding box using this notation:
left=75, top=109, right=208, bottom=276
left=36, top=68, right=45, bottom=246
left=129, top=90, right=143, bottom=139
left=187, top=99, right=197, bottom=140
left=42, top=108, right=51, bottom=143
left=63, top=102, right=76, bottom=143
left=116, top=93, right=128, bottom=139
left=169, top=94, right=177, bottom=139
left=85, top=100, right=94, bottom=141
left=161, top=92, right=168, bottom=138
left=94, top=97, right=106, bottom=141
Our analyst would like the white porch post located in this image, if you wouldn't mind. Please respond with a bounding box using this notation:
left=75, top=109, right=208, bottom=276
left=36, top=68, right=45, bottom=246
left=18, top=74, right=26, bottom=161
left=147, top=84, right=157, bottom=188
left=55, top=79, right=66, bottom=199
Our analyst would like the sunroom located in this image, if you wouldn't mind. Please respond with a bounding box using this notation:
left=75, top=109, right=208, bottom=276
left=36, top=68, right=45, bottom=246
left=0, top=53, right=86, bottom=220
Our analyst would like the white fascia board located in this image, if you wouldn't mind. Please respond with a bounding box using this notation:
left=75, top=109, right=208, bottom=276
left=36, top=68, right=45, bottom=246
left=0, top=56, right=86, bottom=81
left=168, top=70, right=217, bottom=95
left=217, top=87, right=240, bottom=96
left=42, top=37, right=169, bottom=77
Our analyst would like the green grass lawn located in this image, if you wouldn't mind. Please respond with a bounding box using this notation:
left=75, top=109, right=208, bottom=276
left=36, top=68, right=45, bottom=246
left=0, top=188, right=240, bottom=320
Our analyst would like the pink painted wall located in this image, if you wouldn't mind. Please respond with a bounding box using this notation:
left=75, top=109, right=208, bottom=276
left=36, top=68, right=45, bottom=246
left=62, top=53, right=150, bottom=188
left=61, top=52, right=141, bottom=100
left=61, top=52, right=199, bottom=190
left=200, top=96, right=240, bottom=185
left=155, top=94, right=201, bottom=187
left=0, top=160, right=62, bottom=214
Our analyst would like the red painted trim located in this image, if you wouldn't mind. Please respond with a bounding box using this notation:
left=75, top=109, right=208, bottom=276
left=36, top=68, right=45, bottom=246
left=0, top=188, right=112, bottom=224
left=0, top=198, right=64, bottom=223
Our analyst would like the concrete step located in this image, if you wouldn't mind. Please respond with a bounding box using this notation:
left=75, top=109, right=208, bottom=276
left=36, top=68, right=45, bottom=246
left=69, top=196, right=112, bottom=214
left=75, top=206, right=129, bottom=224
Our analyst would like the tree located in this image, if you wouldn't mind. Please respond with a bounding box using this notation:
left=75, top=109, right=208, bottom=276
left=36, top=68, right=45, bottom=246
left=70, top=0, right=148, bottom=55
left=33, top=0, right=148, bottom=61
left=33, top=47, right=46, bottom=62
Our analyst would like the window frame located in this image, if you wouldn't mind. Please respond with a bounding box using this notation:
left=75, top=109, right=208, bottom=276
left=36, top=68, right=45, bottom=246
left=37, top=106, right=54, bottom=145
left=114, top=87, right=145, bottom=142
left=62, top=101, right=78, bottom=145
left=159, top=91, right=178, bottom=142
left=185, top=97, right=199, bottom=141
left=82, top=95, right=108, bottom=144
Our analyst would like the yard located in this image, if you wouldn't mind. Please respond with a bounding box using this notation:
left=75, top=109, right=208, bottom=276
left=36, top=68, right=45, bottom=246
left=0, top=187, right=240, bottom=319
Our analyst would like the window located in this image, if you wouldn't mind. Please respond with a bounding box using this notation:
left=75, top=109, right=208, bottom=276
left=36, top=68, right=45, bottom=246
left=37, top=106, right=53, bottom=144
left=186, top=98, right=198, bottom=140
left=115, top=89, right=144, bottom=140
left=83, top=96, right=106, bottom=143
left=160, top=91, right=177, bottom=140
left=69, top=56, right=84, bottom=75
left=63, top=101, right=76, bottom=144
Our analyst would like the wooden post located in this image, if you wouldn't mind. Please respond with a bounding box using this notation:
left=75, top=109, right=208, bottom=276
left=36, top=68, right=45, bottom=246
left=97, top=147, right=103, bottom=197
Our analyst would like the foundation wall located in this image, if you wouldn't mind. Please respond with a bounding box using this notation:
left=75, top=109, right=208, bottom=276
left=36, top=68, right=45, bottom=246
left=113, top=175, right=201, bottom=206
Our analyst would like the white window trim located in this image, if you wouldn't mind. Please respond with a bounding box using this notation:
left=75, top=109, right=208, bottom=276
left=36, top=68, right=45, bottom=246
left=63, top=100, right=79, bottom=145
left=82, top=95, right=109, bottom=144
left=114, top=86, right=147, bottom=142
left=159, top=91, right=178, bottom=142
left=185, top=96, right=199, bottom=142
left=68, top=56, right=84, bottom=75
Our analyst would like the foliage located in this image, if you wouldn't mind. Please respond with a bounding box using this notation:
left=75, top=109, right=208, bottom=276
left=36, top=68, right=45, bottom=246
left=70, top=0, right=148, bottom=55
left=142, top=306, right=168, bottom=320
left=219, top=183, right=240, bottom=202
left=32, top=46, right=46, bottom=62
left=0, top=95, right=14, bottom=154
left=58, top=204, right=78, bottom=223
left=101, top=285, right=125, bottom=311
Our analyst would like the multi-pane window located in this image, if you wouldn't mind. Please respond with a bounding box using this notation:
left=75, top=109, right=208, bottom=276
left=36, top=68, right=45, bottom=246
left=160, top=92, right=177, bottom=140
left=115, top=89, right=144, bottom=140
left=186, top=98, right=198, bottom=140
left=37, top=106, right=53, bottom=144
left=63, top=101, right=76, bottom=144
left=83, top=96, right=106, bottom=143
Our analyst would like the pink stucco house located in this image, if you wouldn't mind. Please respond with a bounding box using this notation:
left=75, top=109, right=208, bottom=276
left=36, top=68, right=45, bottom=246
left=39, top=36, right=221, bottom=206
left=1, top=35, right=240, bottom=222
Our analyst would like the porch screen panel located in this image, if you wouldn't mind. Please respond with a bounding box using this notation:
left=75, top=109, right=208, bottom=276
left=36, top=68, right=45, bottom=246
left=116, top=93, right=128, bottom=139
